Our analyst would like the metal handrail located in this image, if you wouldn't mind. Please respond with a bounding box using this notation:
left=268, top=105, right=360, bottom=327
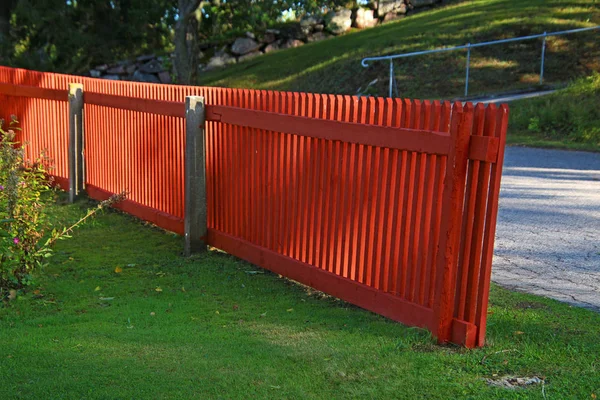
left=361, top=25, right=600, bottom=98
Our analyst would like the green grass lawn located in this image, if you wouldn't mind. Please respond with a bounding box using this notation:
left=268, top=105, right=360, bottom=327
left=1, top=198, right=599, bottom=399
left=198, top=0, right=600, bottom=100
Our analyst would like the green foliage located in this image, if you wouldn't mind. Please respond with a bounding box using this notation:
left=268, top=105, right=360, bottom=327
left=0, top=117, right=52, bottom=290
left=510, top=73, right=600, bottom=149
left=2, top=0, right=175, bottom=73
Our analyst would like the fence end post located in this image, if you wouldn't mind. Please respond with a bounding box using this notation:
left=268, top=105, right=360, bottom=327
left=433, top=104, right=473, bottom=343
left=68, top=83, right=84, bottom=203
left=184, top=95, right=207, bottom=256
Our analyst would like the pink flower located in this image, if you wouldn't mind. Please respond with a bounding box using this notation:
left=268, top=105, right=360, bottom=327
left=13, top=237, right=19, bottom=244
left=0, top=185, right=4, bottom=190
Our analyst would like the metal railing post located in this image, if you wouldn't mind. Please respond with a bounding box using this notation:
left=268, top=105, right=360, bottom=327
left=68, top=83, right=84, bottom=203
left=389, top=60, right=394, bottom=98
left=464, top=43, right=471, bottom=97
left=540, top=32, right=547, bottom=85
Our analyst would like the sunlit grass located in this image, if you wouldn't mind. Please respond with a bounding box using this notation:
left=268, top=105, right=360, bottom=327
left=1, top=197, right=599, bottom=398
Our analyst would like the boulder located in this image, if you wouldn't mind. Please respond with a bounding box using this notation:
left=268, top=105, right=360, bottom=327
left=281, top=39, right=304, bottom=49
left=89, top=69, right=102, bottom=78
left=264, top=41, right=281, bottom=53
left=325, top=9, right=352, bottom=35
left=261, top=31, right=277, bottom=44
left=139, top=59, right=165, bottom=73
left=245, top=31, right=256, bottom=39
left=238, top=51, right=262, bottom=63
left=382, top=12, right=405, bottom=22
left=126, top=64, right=137, bottom=75
left=300, top=15, right=323, bottom=27
left=408, top=0, right=439, bottom=7
left=136, top=54, right=155, bottom=62
left=204, top=53, right=237, bottom=70
left=307, top=32, right=331, bottom=42
left=103, top=74, right=120, bottom=81
left=313, top=23, right=324, bottom=32
left=95, top=64, right=108, bottom=72
left=107, top=65, right=126, bottom=75
left=231, top=37, right=261, bottom=55
left=265, top=28, right=281, bottom=35
left=158, top=71, right=172, bottom=84
left=377, top=0, right=407, bottom=16
left=355, top=8, right=377, bottom=29
left=132, top=70, right=160, bottom=83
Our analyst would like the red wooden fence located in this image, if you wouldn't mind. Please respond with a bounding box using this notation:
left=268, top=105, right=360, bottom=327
left=0, top=66, right=508, bottom=347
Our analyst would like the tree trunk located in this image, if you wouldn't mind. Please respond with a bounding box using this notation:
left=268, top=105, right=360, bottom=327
left=174, top=0, right=202, bottom=85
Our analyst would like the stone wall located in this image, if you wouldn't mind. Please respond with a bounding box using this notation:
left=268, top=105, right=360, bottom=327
left=87, top=0, right=445, bottom=82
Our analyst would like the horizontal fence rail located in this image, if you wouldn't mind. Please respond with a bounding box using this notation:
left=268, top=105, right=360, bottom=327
left=0, top=65, right=508, bottom=347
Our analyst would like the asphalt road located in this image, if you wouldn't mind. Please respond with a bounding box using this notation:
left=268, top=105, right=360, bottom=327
left=493, top=146, right=600, bottom=311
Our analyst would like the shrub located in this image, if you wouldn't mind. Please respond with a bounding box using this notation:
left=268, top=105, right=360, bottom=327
left=0, top=117, right=126, bottom=293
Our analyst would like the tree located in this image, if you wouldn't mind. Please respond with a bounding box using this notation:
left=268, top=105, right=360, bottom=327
left=174, top=0, right=202, bottom=84
left=0, top=0, right=18, bottom=44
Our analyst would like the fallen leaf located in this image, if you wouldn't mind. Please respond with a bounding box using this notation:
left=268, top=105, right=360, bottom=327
left=514, top=331, right=525, bottom=335
left=215, top=310, right=220, bottom=315
left=99, top=297, right=114, bottom=301
left=155, top=287, right=163, bottom=292
left=233, top=304, right=239, bottom=311
left=8, top=290, right=17, bottom=301
left=181, top=287, right=186, bottom=292
left=94, top=286, right=101, bottom=291
left=114, top=266, right=123, bottom=273
left=260, top=312, right=267, bottom=318
left=287, top=308, right=294, bottom=312
left=592, top=394, right=596, bottom=400
left=150, top=312, right=155, bottom=316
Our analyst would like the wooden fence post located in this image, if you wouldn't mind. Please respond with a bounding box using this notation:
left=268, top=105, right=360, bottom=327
left=184, top=96, right=207, bottom=256
left=68, top=83, right=84, bottom=203
left=432, top=103, right=473, bottom=343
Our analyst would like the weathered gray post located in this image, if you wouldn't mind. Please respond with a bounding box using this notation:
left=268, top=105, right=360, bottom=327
left=68, top=83, right=84, bottom=203
left=184, top=96, right=207, bottom=256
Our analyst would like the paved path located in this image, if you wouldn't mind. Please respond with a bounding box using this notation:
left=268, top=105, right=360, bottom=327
left=493, top=147, right=600, bottom=311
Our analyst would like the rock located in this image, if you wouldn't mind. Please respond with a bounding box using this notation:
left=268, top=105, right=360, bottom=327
left=136, top=54, right=155, bottom=62
left=325, top=9, right=352, bottom=35
left=261, top=32, right=277, bottom=44
left=95, top=64, right=108, bottom=72
left=382, top=12, right=405, bottom=22
left=204, top=53, right=237, bottom=70
left=238, top=51, right=262, bottom=62
left=265, top=28, right=281, bottom=35
left=264, top=41, right=281, bottom=53
left=107, top=65, right=126, bottom=75
left=103, top=74, right=120, bottom=81
left=409, top=0, right=439, bottom=7
left=90, top=69, right=102, bottom=78
left=158, top=71, right=172, bottom=84
left=307, top=32, right=331, bottom=42
left=314, top=24, right=324, bottom=32
left=132, top=70, right=160, bottom=83
left=139, top=59, right=165, bottom=73
left=126, top=65, right=137, bottom=74
left=300, top=15, right=323, bottom=27
left=301, top=25, right=313, bottom=36
left=355, top=8, right=377, bottom=29
left=245, top=31, right=256, bottom=39
left=231, top=37, right=261, bottom=55
left=378, top=0, right=407, bottom=15
left=281, top=39, right=304, bottom=49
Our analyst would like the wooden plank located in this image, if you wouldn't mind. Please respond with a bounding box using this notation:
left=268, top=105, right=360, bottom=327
left=208, top=229, right=436, bottom=330
left=469, top=135, right=499, bottom=162
left=206, top=105, right=451, bottom=155
left=85, top=92, right=185, bottom=118
left=0, top=82, right=68, bottom=101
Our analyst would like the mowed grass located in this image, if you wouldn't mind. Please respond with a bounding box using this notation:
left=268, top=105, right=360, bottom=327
left=198, top=0, right=600, bottom=100
left=508, top=72, right=600, bottom=151
left=1, top=198, right=599, bottom=399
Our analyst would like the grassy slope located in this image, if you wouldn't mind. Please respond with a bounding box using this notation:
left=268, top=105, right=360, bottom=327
left=508, top=73, right=600, bottom=151
left=1, top=199, right=599, bottom=399
left=198, top=0, right=600, bottom=100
